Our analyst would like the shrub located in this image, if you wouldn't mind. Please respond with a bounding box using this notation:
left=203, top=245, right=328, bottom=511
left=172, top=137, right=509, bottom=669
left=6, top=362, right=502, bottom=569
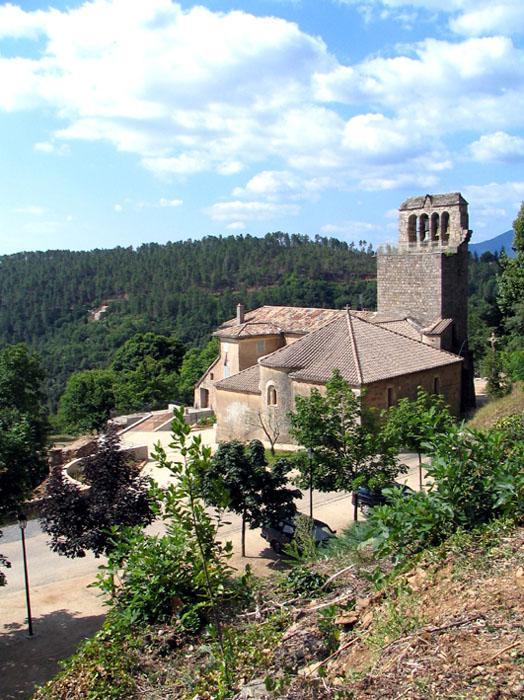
left=364, top=423, right=524, bottom=564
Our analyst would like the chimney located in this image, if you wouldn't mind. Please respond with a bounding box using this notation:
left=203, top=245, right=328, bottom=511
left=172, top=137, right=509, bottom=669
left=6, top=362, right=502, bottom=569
left=237, top=303, right=245, bottom=324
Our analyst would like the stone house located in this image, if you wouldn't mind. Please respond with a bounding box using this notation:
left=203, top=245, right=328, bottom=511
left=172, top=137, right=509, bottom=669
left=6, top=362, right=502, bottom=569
left=195, top=192, right=475, bottom=447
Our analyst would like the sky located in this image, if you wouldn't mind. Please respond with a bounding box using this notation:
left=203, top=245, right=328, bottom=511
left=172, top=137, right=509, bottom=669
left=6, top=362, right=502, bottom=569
left=1, top=0, right=524, bottom=254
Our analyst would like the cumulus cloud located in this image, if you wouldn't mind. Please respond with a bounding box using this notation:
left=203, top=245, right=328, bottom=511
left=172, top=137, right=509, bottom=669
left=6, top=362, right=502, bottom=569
left=463, top=181, right=524, bottom=228
left=469, top=132, right=524, bottom=163
left=1, top=0, right=524, bottom=220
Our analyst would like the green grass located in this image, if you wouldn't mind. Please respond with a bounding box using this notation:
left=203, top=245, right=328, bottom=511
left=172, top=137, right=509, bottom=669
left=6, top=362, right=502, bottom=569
left=467, top=381, right=524, bottom=430
left=265, top=448, right=295, bottom=468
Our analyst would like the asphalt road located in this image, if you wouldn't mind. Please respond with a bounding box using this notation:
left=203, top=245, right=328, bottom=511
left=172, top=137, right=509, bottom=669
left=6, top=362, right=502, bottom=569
left=0, top=452, right=422, bottom=699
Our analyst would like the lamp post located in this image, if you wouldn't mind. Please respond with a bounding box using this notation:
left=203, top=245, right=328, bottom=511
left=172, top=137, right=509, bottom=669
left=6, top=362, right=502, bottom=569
left=18, top=511, right=33, bottom=637
left=307, top=448, right=313, bottom=519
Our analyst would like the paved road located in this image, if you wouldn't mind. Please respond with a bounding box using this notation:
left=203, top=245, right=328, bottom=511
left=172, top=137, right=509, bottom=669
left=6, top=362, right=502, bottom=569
left=0, top=453, right=422, bottom=699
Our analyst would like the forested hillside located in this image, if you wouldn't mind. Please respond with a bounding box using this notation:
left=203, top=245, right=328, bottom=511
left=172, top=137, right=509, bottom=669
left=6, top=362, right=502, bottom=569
left=0, top=233, right=376, bottom=408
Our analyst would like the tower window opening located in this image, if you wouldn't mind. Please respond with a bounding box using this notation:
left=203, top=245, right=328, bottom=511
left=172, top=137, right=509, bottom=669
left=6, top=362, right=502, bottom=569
left=441, top=211, right=450, bottom=244
left=433, top=376, right=440, bottom=395
left=387, top=387, right=394, bottom=408
left=408, top=214, right=417, bottom=244
left=431, top=212, right=439, bottom=242
left=419, top=214, right=429, bottom=242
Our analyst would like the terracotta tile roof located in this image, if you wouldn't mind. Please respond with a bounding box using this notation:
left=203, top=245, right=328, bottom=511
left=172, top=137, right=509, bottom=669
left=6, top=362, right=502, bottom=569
left=214, top=364, right=261, bottom=394
left=260, top=311, right=461, bottom=385
left=214, top=321, right=284, bottom=339
left=375, top=319, right=422, bottom=341
left=422, top=318, right=454, bottom=336
left=218, top=305, right=345, bottom=337
left=400, top=192, right=467, bottom=210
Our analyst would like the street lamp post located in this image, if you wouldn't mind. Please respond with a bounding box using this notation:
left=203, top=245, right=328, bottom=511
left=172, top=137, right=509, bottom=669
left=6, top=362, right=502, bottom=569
left=307, top=448, right=313, bottom=519
left=18, top=511, right=34, bottom=637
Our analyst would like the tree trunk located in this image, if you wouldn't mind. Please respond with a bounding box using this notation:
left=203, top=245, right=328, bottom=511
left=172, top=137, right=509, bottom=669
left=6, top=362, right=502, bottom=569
left=241, top=513, right=246, bottom=557
left=418, top=452, right=423, bottom=491
left=309, top=465, right=314, bottom=519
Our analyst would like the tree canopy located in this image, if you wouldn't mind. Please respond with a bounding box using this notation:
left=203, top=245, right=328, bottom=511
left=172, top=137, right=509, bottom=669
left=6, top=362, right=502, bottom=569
left=199, top=439, right=299, bottom=556
left=40, top=428, right=154, bottom=558
left=289, top=370, right=401, bottom=494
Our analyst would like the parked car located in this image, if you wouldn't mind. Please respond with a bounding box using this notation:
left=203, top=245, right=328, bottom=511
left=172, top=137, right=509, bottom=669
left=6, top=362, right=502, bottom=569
left=261, top=514, right=336, bottom=554
left=352, top=482, right=415, bottom=517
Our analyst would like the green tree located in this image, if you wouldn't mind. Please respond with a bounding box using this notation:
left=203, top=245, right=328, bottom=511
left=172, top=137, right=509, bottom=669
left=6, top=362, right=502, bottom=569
left=199, top=439, right=299, bottom=557
left=40, top=428, right=154, bottom=558
left=111, top=332, right=186, bottom=413
left=151, top=408, right=237, bottom=688
left=381, top=387, right=456, bottom=490
left=289, top=370, right=401, bottom=501
left=498, top=203, right=524, bottom=347
left=0, top=344, right=49, bottom=585
left=176, top=338, right=219, bottom=404
left=57, top=368, right=116, bottom=434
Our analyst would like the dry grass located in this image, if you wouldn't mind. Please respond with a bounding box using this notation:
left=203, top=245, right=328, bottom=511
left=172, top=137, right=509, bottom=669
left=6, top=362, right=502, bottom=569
left=468, top=381, right=524, bottom=430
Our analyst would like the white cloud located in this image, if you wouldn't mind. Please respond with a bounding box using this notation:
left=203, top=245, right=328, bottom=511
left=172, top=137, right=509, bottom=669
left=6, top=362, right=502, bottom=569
left=463, top=181, right=524, bottom=229
left=226, top=221, right=246, bottom=230
left=33, top=140, right=70, bottom=155
left=159, top=197, right=183, bottom=207
left=321, top=220, right=381, bottom=237
left=469, top=132, right=524, bottom=163
left=336, top=1, right=524, bottom=36
left=2, top=0, right=524, bottom=207
left=232, top=170, right=335, bottom=201
left=114, top=204, right=123, bottom=213
left=207, top=200, right=300, bottom=223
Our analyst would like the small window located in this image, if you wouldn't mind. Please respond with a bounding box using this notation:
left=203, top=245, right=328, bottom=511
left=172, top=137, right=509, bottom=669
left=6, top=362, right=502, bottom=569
left=256, top=339, right=265, bottom=354
left=433, top=376, right=440, bottom=395
left=267, top=385, right=277, bottom=406
left=210, top=372, right=214, bottom=380
left=387, top=387, right=394, bottom=408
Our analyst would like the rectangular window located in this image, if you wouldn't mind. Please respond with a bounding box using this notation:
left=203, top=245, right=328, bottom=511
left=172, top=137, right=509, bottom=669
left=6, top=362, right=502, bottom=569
left=256, top=339, right=265, bottom=354
left=387, top=387, right=394, bottom=408
left=433, top=376, right=440, bottom=394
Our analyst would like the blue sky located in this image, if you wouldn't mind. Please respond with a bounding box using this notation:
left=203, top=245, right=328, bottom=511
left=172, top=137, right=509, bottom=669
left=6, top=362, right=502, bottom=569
left=1, top=0, right=524, bottom=254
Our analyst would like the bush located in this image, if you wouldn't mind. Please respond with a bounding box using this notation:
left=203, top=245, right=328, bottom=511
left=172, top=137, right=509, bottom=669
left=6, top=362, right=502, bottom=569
left=364, top=423, right=524, bottom=564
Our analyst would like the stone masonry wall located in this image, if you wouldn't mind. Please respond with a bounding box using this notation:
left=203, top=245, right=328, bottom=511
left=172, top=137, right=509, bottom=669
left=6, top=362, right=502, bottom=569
left=362, top=362, right=462, bottom=416
left=377, top=250, right=444, bottom=326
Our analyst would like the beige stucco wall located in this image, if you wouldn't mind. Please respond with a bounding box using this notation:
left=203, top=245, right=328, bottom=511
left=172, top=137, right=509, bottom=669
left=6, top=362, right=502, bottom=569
left=194, top=335, right=286, bottom=410
left=238, top=335, right=284, bottom=371
left=215, top=389, right=265, bottom=443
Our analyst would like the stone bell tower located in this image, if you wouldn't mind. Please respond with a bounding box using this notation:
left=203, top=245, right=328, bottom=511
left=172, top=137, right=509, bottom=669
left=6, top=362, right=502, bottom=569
left=377, top=192, right=475, bottom=409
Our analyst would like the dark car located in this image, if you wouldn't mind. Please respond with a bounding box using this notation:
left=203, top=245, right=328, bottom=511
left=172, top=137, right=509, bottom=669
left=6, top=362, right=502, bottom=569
left=352, top=482, right=415, bottom=517
left=261, top=514, right=336, bottom=554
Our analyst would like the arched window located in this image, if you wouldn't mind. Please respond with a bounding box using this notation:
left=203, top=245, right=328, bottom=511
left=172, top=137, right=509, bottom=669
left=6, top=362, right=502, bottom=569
left=418, top=214, right=429, bottom=242
left=407, top=214, right=417, bottom=244
left=267, top=385, right=277, bottom=406
left=441, top=212, right=450, bottom=244
left=430, top=212, right=439, bottom=242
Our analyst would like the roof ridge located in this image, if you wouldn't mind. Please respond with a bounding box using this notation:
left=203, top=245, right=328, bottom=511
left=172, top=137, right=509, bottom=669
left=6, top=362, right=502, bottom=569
left=349, top=311, right=462, bottom=361
left=258, top=315, right=344, bottom=368
left=346, top=309, right=363, bottom=384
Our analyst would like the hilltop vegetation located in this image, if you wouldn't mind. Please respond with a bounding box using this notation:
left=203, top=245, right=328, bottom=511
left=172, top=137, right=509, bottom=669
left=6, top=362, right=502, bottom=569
left=0, top=233, right=376, bottom=409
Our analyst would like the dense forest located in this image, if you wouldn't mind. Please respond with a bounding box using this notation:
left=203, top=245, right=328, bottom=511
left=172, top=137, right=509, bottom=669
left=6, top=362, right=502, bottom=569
left=0, top=233, right=377, bottom=409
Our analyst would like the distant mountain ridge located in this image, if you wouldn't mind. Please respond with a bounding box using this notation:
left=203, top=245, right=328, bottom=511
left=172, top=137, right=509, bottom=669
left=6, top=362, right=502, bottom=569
left=470, top=230, right=515, bottom=257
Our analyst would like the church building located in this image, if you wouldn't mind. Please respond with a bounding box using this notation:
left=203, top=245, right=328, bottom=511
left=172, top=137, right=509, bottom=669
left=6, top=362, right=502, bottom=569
left=194, top=193, right=475, bottom=447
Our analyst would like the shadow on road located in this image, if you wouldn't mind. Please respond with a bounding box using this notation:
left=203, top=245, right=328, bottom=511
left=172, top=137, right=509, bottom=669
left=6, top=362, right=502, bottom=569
left=0, top=608, right=104, bottom=700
